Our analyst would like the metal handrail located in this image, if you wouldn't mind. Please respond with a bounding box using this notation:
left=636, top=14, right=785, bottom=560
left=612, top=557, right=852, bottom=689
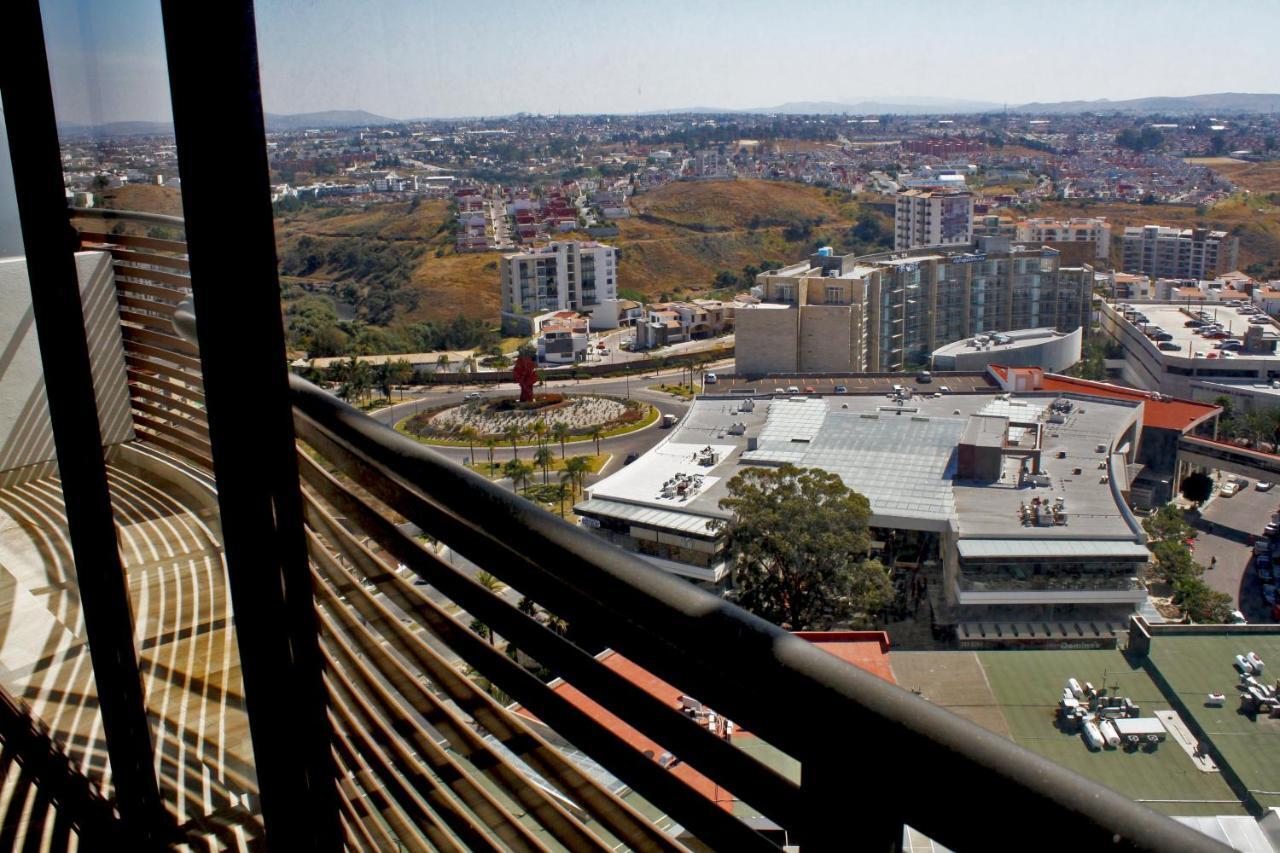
left=289, top=372, right=1225, bottom=853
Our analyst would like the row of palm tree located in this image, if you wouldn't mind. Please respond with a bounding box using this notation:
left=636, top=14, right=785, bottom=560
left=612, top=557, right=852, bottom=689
left=333, top=356, right=415, bottom=405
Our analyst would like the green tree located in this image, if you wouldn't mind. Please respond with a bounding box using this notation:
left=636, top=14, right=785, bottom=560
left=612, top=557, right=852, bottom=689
left=1180, top=471, right=1214, bottom=506
left=503, top=423, right=523, bottom=460
left=387, top=359, right=414, bottom=399
left=590, top=426, right=603, bottom=456
left=561, top=456, right=591, bottom=502
left=714, top=464, right=893, bottom=630
left=1174, top=577, right=1235, bottom=624
left=484, top=436, right=498, bottom=473
left=459, top=426, right=478, bottom=467
left=503, top=458, right=533, bottom=494
left=1142, top=503, right=1192, bottom=543
left=534, top=445, right=555, bottom=485
left=552, top=422, right=570, bottom=458
left=1150, top=539, right=1200, bottom=587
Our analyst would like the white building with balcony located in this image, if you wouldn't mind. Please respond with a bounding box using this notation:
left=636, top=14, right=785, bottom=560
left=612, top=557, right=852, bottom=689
left=499, top=241, right=618, bottom=334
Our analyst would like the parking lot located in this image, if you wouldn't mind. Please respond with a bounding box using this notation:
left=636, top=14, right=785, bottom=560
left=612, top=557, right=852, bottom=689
left=1194, top=481, right=1280, bottom=621
left=712, top=372, right=1000, bottom=396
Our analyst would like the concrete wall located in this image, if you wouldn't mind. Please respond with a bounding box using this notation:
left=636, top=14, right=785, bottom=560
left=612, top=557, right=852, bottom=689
left=735, top=308, right=798, bottom=376
left=0, top=252, right=133, bottom=486
left=798, top=306, right=857, bottom=373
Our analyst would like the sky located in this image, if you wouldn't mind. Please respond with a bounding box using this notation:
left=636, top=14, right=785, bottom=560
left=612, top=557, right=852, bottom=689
left=32, top=0, right=1280, bottom=124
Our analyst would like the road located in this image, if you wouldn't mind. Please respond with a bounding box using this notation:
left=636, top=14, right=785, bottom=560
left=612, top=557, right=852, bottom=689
left=1194, top=485, right=1279, bottom=622
left=366, top=363, right=729, bottom=487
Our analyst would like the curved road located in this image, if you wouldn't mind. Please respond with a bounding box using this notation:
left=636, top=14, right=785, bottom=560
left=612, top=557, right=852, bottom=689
left=368, top=362, right=733, bottom=486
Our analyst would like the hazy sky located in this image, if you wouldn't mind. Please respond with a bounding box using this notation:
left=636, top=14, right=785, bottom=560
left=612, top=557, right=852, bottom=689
left=36, top=0, right=1280, bottom=123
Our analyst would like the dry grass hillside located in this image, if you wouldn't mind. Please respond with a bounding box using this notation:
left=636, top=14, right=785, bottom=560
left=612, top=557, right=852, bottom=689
left=1035, top=191, right=1280, bottom=278
left=97, top=184, right=184, bottom=217
left=271, top=180, right=891, bottom=324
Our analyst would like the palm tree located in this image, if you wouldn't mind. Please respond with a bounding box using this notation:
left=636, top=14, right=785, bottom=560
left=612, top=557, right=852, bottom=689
left=503, top=458, right=532, bottom=494
left=436, top=353, right=450, bottom=374
left=591, top=426, right=603, bottom=456
left=552, top=421, right=569, bottom=459
left=559, top=467, right=577, bottom=503
left=554, top=481, right=569, bottom=517
left=483, top=436, right=498, bottom=473
left=534, top=445, right=554, bottom=485
left=562, top=455, right=591, bottom=502
left=459, top=426, right=478, bottom=467
left=532, top=418, right=548, bottom=449
left=473, top=572, right=504, bottom=645
left=388, top=358, right=413, bottom=399
left=503, top=423, right=522, bottom=460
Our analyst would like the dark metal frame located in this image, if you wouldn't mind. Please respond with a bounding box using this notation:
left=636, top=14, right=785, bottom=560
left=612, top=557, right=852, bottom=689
left=158, top=2, right=339, bottom=847
left=0, top=1, right=168, bottom=843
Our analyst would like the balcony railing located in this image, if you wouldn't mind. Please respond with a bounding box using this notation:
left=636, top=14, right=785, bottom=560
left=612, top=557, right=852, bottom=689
left=46, top=214, right=1227, bottom=850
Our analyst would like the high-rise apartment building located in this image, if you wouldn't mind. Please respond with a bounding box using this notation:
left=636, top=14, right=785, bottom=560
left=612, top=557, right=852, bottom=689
left=1016, top=217, right=1111, bottom=260
left=1121, top=225, right=1238, bottom=280
left=499, top=240, right=617, bottom=333
left=894, top=188, right=974, bottom=251
left=736, top=238, right=1092, bottom=375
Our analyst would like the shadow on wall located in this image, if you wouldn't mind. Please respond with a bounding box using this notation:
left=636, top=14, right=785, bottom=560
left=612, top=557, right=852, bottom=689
left=0, top=252, right=134, bottom=487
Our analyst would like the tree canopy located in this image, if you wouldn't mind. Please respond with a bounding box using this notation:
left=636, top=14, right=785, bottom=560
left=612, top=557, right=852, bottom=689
left=714, top=464, right=892, bottom=630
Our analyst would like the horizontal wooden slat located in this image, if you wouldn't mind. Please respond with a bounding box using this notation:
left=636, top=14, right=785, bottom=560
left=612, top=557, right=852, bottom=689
left=131, top=399, right=211, bottom=440
left=110, top=248, right=190, bottom=272
left=131, top=431, right=213, bottom=472
left=128, top=384, right=206, bottom=423
left=116, top=280, right=190, bottom=304
left=79, top=231, right=188, bottom=254
left=117, top=295, right=178, bottom=316
left=118, top=309, right=176, bottom=332
left=113, top=263, right=192, bottom=290
left=125, top=357, right=204, bottom=392
left=122, top=338, right=203, bottom=372
left=131, top=413, right=212, bottom=455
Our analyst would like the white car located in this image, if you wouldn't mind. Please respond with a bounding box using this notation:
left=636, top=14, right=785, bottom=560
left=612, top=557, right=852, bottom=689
left=1258, top=482, right=1275, bottom=492
left=464, top=391, right=483, bottom=401
left=939, top=385, right=952, bottom=394
left=704, top=373, right=718, bottom=384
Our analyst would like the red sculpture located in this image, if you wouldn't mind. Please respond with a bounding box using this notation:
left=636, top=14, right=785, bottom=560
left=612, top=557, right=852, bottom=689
left=513, top=354, right=537, bottom=403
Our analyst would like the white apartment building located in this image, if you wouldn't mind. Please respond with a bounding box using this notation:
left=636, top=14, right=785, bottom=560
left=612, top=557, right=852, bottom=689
left=500, top=241, right=618, bottom=334
left=1121, top=225, right=1238, bottom=280
left=894, top=189, right=974, bottom=251
left=1016, top=217, right=1111, bottom=260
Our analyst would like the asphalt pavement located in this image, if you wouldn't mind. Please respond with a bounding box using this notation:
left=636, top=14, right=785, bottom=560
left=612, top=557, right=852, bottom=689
left=1193, top=484, right=1280, bottom=621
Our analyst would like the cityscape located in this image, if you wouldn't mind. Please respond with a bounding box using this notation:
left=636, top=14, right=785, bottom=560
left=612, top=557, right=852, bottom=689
left=6, top=0, right=1280, bottom=849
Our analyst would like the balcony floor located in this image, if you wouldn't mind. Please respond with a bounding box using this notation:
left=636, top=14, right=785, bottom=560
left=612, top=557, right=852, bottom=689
left=0, top=443, right=260, bottom=846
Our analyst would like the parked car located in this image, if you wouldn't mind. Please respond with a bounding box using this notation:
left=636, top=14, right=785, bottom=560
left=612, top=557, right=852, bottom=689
left=917, top=370, right=933, bottom=383
left=1158, top=342, right=1182, bottom=351
left=834, top=385, right=848, bottom=393
left=1185, top=320, right=1206, bottom=328
left=787, top=385, right=800, bottom=394
left=939, top=385, right=952, bottom=394
left=803, top=385, right=816, bottom=393
left=464, top=391, right=483, bottom=401
left=704, top=373, right=718, bottom=384
left=1258, top=482, right=1275, bottom=492
left=1151, top=331, right=1174, bottom=342
left=1221, top=482, right=1242, bottom=497
left=1230, top=610, right=1248, bottom=625
left=624, top=452, right=639, bottom=465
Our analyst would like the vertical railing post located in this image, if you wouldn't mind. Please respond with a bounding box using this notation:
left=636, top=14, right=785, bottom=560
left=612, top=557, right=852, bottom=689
left=0, top=0, right=169, bottom=843
left=158, top=2, right=339, bottom=847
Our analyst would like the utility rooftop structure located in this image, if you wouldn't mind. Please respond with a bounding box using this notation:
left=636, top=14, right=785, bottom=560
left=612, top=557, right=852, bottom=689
left=576, top=385, right=1151, bottom=632
left=736, top=237, right=1092, bottom=376
left=931, top=327, right=1083, bottom=373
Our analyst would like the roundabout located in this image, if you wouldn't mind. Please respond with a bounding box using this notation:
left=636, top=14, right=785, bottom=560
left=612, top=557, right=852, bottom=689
left=398, top=392, right=659, bottom=447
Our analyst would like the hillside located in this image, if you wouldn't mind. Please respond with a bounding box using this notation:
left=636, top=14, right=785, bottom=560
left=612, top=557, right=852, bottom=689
left=271, top=180, right=892, bottom=327
left=97, top=183, right=184, bottom=217
left=1032, top=187, right=1280, bottom=279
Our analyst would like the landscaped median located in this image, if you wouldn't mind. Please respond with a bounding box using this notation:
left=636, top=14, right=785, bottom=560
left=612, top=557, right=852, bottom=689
left=393, top=391, right=660, bottom=450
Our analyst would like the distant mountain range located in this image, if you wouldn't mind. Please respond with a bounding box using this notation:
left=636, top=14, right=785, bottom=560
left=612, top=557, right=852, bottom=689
left=665, top=93, right=1280, bottom=116
left=54, top=92, right=1280, bottom=138
left=58, top=110, right=395, bottom=138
